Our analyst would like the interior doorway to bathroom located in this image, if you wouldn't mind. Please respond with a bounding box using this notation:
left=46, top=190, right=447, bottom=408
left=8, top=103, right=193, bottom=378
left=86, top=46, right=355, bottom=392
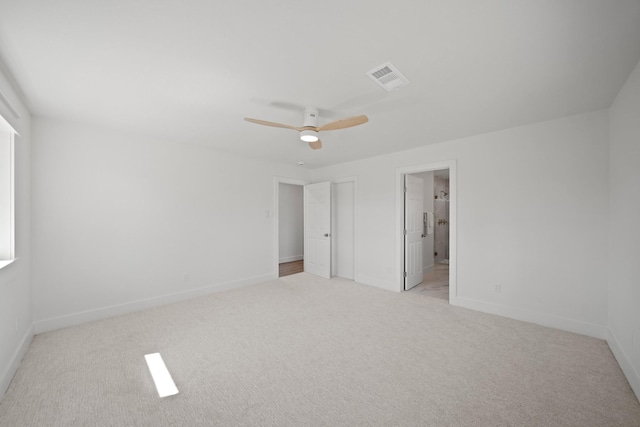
left=433, top=170, right=450, bottom=266
left=419, top=169, right=450, bottom=300
left=402, top=168, right=452, bottom=302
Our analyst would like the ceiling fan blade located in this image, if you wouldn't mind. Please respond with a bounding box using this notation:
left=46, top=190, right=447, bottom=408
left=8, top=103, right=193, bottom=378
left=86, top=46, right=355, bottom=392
left=317, top=115, right=369, bottom=131
left=308, top=139, right=322, bottom=150
left=244, top=117, right=302, bottom=131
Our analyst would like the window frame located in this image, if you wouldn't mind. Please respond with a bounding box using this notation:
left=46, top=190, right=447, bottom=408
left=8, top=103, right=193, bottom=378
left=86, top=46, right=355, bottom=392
left=0, top=113, right=16, bottom=267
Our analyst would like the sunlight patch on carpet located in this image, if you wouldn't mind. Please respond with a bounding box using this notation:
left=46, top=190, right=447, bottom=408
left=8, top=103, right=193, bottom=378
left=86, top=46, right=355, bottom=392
left=144, top=353, right=179, bottom=398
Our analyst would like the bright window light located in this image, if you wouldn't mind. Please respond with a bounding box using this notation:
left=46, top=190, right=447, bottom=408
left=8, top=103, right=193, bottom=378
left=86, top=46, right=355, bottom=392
left=0, top=113, right=16, bottom=264
left=144, top=353, right=179, bottom=397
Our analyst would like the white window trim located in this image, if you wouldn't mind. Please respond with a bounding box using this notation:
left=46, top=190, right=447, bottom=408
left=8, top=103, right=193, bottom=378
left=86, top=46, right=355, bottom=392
left=0, top=114, right=16, bottom=264
left=0, top=259, right=15, bottom=270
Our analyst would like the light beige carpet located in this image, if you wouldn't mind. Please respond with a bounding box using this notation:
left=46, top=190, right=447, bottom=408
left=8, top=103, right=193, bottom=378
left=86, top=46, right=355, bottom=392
left=1, top=273, right=639, bottom=426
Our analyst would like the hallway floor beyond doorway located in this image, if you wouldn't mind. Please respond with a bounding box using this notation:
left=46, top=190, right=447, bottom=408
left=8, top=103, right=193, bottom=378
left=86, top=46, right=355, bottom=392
left=279, top=260, right=303, bottom=277
left=410, top=263, right=449, bottom=301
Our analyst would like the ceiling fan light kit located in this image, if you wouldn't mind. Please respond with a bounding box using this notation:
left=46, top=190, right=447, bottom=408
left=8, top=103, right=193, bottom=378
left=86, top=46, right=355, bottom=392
left=244, top=105, right=368, bottom=150
left=300, top=129, right=319, bottom=142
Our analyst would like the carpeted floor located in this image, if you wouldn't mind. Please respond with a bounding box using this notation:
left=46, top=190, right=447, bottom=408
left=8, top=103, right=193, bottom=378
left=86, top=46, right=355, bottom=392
left=1, top=273, right=639, bottom=426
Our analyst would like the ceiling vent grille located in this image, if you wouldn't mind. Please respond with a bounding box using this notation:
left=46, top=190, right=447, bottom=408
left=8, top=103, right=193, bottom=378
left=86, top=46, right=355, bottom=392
left=366, top=62, right=409, bottom=92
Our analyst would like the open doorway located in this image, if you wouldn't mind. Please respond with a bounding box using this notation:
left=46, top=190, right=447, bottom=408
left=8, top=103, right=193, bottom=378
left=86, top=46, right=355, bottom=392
left=278, top=182, right=304, bottom=277
left=274, top=177, right=309, bottom=277
left=408, top=169, right=450, bottom=300
left=275, top=177, right=356, bottom=280
left=396, top=161, right=457, bottom=303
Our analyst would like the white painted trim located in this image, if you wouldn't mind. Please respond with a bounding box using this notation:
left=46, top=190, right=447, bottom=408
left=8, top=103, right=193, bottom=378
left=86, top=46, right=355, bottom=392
left=453, top=296, right=608, bottom=339
left=395, top=160, right=457, bottom=301
left=0, top=259, right=15, bottom=270
left=7, top=132, right=14, bottom=260
left=274, top=177, right=310, bottom=277
left=607, top=329, right=640, bottom=401
left=0, top=325, right=33, bottom=400
left=332, top=176, right=359, bottom=184
left=356, top=274, right=395, bottom=292
left=0, top=130, right=15, bottom=262
left=0, top=88, right=21, bottom=120
left=34, top=273, right=276, bottom=334
left=279, top=255, right=303, bottom=263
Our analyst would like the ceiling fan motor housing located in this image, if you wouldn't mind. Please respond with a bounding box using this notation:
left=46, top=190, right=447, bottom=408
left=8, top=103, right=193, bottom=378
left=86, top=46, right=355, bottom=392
left=303, top=106, right=319, bottom=127
left=244, top=106, right=367, bottom=149
left=300, top=107, right=320, bottom=142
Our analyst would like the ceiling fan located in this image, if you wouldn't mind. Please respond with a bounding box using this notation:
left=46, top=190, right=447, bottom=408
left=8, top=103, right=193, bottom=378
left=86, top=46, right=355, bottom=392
left=244, top=107, right=368, bottom=150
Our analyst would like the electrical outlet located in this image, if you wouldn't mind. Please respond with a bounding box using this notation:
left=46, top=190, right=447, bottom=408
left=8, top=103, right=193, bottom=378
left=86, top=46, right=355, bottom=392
left=494, top=283, right=502, bottom=293
left=183, top=273, right=190, bottom=282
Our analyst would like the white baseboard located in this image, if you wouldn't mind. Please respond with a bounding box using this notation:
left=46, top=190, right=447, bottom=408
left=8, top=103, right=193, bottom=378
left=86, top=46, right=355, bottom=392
left=355, top=274, right=395, bottom=293
left=0, top=325, right=34, bottom=400
left=607, top=329, right=640, bottom=401
left=452, top=297, right=608, bottom=339
left=34, top=273, right=277, bottom=334
left=279, top=255, right=303, bottom=263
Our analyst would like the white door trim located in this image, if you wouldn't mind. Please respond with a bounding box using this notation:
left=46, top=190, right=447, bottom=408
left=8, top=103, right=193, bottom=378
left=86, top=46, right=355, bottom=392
left=395, top=161, right=457, bottom=304
left=274, top=177, right=310, bottom=276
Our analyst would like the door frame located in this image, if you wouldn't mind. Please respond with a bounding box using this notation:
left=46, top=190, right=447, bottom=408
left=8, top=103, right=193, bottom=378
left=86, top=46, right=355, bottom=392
left=395, top=160, right=457, bottom=303
left=274, top=177, right=310, bottom=277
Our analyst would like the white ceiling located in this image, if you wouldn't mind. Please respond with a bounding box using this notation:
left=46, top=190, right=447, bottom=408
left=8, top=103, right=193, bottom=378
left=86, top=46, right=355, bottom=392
left=1, top=0, right=639, bottom=168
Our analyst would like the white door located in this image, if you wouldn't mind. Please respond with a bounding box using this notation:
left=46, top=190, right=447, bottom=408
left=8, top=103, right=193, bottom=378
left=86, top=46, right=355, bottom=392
left=332, top=181, right=354, bottom=280
left=404, top=175, right=423, bottom=290
left=304, top=181, right=331, bottom=279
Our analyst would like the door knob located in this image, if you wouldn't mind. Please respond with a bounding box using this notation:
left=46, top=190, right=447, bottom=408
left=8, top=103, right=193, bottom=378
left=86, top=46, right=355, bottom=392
left=324, top=233, right=330, bottom=237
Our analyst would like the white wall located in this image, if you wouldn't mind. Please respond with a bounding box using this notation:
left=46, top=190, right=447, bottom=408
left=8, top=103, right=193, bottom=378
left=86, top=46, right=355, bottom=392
left=311, top=110, right=609, bottom=338
left=412, top=171, right=434, bottom=272
left=278, top=183, right=303, bottom=263
left=2, top=77, right=635, bottom=401
left=31, top=117, right=307, bottom=332
left=0, top=66, right=32, bottom=398
left=608, top=57, right=640, bottom=398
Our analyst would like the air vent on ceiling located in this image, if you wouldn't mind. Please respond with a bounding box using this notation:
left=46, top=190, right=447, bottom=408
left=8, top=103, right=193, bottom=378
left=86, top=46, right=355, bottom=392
left=366, top=62, right=409, bottom=92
